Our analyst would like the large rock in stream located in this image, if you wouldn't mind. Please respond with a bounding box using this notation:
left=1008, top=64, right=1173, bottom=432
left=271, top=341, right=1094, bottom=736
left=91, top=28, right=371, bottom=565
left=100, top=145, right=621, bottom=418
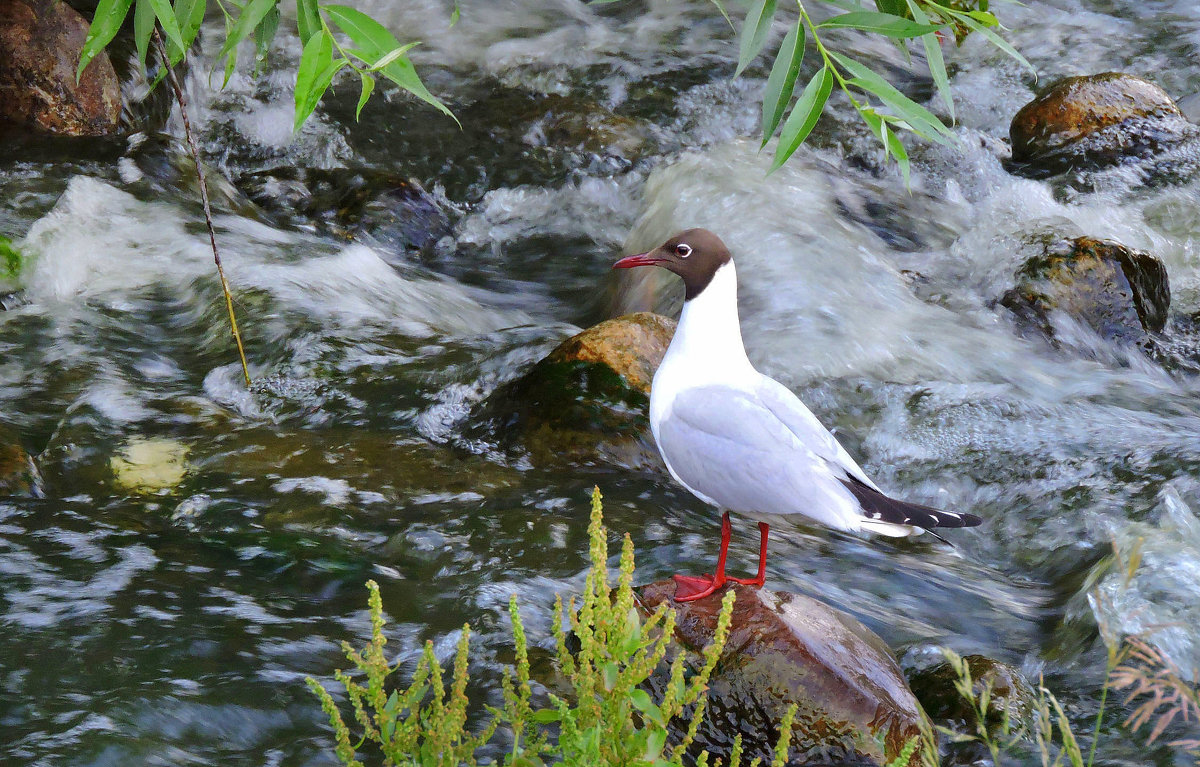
left=637, top=582, right=935, bottom=767
left=999, top=235, right=1170, bottom=351
left=1008, top=73, right=1199, bottom=179
left=468, top=313, right=674, bottom=468
left=0, top=0, right=122, bottom=136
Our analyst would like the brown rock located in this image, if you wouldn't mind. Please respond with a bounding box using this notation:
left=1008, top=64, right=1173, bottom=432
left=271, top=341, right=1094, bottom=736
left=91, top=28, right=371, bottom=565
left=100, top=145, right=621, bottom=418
left=0, top=425, right=37, bottom=495
left=638, top=582, right=936, bottom=767
left=467, top=313, right=676, bottom=468
left=537, top=96, right=650, bottom=159
left=1009, top=73, right=1192, bottom=176
left=545, top=312, right=675, bottom=394
left=907, top=654, right=1034, bottom=732
left=0, top=0, right=121, bottom=136
left=1000, top=236, right=1169, bottom=348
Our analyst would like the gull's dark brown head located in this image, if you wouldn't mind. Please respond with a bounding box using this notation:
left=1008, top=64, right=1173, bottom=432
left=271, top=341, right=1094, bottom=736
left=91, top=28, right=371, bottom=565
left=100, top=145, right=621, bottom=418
left=612, top=229, right=733, bottom=300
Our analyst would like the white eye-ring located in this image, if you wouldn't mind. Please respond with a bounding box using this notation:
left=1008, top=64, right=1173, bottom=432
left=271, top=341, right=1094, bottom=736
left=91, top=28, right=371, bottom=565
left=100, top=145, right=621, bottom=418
left=675, top=243, right=692, bottom=258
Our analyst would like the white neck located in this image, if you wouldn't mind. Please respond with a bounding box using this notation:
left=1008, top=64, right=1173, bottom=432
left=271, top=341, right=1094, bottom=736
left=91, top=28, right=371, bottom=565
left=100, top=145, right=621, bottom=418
left=666, top=262, right=752, bottom=371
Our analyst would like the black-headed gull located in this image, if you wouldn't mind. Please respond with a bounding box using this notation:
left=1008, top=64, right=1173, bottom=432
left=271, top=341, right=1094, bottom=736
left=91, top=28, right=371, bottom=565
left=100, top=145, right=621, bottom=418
left=614, top=229, right=981, bottom=602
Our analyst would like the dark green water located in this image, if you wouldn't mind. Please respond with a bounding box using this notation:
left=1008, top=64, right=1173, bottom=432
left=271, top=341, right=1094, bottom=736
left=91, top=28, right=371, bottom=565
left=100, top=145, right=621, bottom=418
left=3, top=1, right=1200, bottom=764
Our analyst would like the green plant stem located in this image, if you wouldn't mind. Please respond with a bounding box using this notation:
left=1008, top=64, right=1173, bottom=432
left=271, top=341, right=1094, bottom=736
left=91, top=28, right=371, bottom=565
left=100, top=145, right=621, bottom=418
left=1087, top=644, right=1121, bottom=767
left=795, top=0, right=863, bottom=111
left=153, top=29, right=252, bottom=388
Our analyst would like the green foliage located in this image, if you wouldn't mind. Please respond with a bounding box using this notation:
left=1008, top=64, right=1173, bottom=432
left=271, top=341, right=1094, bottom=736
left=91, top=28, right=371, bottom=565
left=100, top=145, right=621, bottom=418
left=78, top=0, right=453, bottom=131
left=0, top=236, right=22, bottom=280
left=937, top=648, right=1027, bottom=764
left=80, top=0, right=1030, bottom=174
left=307, top=487, right=800, bottom=767
left=725, top=0, right=1033, bottom=177
left=882, top=735, right=921, bottom=767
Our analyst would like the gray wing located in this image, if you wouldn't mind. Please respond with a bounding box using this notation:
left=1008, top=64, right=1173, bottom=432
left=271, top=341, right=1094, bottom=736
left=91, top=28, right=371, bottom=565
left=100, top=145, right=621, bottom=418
left=754, top=375, right=880, bottom=491
left=655, top=384, right=864, bottom=530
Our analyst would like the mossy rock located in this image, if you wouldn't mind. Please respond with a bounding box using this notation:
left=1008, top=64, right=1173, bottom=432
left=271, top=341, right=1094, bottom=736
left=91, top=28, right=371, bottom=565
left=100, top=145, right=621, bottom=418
left=0, top=0, right=121, bottom=136
left=469, top=313, right=675, bottom=468
left=1009, top=73, right=1195, bottom=177
left=0, top=425, right=38, bottom=496
left=638, top=582, right=936, bottom=767
left=907, top=655, right=1035, bottom=732
left=1000, top=236, right=1170, bottom=348
left=531, top=94, right=653, bottom=160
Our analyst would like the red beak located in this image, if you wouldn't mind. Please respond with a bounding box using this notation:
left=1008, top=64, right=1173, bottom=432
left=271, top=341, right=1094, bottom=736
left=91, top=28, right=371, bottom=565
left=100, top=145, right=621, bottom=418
left=613, top=252, right=664, bottom=269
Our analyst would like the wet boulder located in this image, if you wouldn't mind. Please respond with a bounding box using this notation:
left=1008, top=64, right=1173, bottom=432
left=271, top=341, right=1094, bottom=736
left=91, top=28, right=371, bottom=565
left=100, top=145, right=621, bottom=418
left=238, top=167, right=450, bottom=256
left=0, top=425, right=39, bottom=496
left=468, top=313, right=675, bottom=468
left=1009, top=73, right=1197, bottom=178
left=637, top=582, right=936, bottom=766
left=907, top=654, right=1034, bottom=732
left=526, top=94, right=652, bottom=161
left=1000, top=236, right=1170, bottom=349
left=0, top=0, right=121, bottom=136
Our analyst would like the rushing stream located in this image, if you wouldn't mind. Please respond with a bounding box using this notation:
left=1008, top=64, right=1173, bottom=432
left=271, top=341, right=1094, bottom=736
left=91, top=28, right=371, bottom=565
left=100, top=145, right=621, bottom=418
left=3, top=0, right=1200, bottom=764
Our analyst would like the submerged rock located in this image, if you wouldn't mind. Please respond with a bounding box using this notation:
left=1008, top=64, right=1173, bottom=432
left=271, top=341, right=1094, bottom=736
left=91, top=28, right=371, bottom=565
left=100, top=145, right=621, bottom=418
left=238, top=166, right=451, bottom=255
left=1009, top=73, right=1198, bottom=178
left=111, top=437, right=190, bottom=494
left=0, top=0, right=121, bottom=136
left=638, top=581, right=935, bottom=767
left=0, top=425, right=38, bottom=496
left=468, top=313, right=674, bottom=468
left=907, top=654, right=1034, bottom=731
left=526, top=94, right=652, bottom=160
left=1000, top=236, right=1170, bottom=349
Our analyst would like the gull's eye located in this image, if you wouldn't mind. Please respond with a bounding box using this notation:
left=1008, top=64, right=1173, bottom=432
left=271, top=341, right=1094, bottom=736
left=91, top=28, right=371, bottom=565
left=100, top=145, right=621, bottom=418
left=675, top=243, right=692, bottom=258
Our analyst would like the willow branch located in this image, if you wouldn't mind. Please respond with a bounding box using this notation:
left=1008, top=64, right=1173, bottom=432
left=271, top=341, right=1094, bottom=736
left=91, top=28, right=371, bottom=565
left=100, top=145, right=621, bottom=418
left=152, top=30, right=252, bottom=387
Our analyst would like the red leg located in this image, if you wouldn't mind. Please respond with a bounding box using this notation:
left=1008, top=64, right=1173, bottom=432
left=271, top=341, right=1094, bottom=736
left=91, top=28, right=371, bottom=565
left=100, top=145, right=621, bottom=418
left=672, top=512, right=732, bottom=601
left=729, top=522, right=769, bottom=587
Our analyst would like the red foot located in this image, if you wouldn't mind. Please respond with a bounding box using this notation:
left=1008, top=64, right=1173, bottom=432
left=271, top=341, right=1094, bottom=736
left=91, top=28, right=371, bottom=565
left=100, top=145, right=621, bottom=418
left=671, top=517, right=770, bottom=601
left=673, top=573, right=725, bottom=601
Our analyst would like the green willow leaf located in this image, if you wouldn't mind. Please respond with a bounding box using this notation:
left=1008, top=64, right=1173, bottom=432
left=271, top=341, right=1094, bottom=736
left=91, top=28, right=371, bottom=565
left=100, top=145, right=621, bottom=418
left=295, top=0, right=320, bottom=43
left=77, top=0, right=133, bottom=81
left=906, top=0, right=952, bottom=121
left=146, top=0, right=188, bottom=58
left=771, top=65, right=833, bottom=171
left=830, top=51, right=952, bottom=143
left=883, top=118, right=911, bottom=185
left=293, top=29, right=346, bottom=130
left=215, top=0, right=278, bottom=82
left=175, top=0, right=206, bottom=46
left=254, top=4, right=281, bottom=64
left=735, top=0, right=776, bottom=77
left=355, top=72, right=375, bottom=119
left=367, top=42, right=419, bottom=72
left=874, top=0, right=908, bottom=15
left=324, top=5, right=400, bottom=58
left=953, top=11, right=1035, bottom=76
left=450, top=0, right=460, bottom=27
left=324, top=4, right=458, bottom=124
left=222, top=12, right=238, bottom=85
left=760, top=20, right=805, bottom=145
left=133, top=0, right=156, bottom=72
left=708, top=0, right=734, bottom=30
left=819, top=11, right=941, bottom=38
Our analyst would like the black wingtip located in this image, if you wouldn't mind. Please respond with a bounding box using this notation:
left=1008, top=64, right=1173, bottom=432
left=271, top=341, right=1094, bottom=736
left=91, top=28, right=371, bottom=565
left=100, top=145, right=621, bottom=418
left=840, top=477, right=982, bottom=531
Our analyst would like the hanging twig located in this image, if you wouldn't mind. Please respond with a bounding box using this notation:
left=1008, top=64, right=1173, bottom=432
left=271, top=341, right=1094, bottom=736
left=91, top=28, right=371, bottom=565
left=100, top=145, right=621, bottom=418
left=152, top=29, right=252, bottom=387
